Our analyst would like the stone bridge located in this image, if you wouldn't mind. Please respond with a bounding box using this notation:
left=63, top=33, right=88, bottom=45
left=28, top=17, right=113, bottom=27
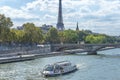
left=50, top=44, right=120, bottom=55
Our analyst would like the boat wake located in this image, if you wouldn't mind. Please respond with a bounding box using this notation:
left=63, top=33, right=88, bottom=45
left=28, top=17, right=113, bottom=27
left=76, top=63, right=86, bottom=69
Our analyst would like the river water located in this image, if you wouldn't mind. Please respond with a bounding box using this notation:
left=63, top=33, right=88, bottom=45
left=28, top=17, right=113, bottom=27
left=0, top=49, right=120, bottom=80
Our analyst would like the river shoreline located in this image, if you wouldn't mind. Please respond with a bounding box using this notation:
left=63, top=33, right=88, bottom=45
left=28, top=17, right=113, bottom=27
left=0, top=46, right=116, bottom=64
left=0, top=52, right=69, bottom=64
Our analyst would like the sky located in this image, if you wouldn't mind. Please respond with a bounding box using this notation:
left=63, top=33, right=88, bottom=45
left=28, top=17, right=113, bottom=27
left=0, top=0, right=120, bottom=36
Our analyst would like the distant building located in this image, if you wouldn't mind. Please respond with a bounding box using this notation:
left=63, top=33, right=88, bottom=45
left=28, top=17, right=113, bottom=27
left=76, top=22, right=79, bottom=31
left=16, top=26, right=24, bottom=30
left=56, top=0, right=65, bottom=31
left=40, top=24, right=53, bottom=33
left=15, top=24, right=53, bottom=34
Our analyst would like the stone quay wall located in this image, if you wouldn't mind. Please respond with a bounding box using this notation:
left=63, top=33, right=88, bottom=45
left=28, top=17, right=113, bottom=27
left=0, top=45, right=51, bottom=57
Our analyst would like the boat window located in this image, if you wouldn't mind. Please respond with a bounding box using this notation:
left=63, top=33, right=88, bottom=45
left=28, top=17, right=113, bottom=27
left=63, top=63, right=71, bottom=66
left=54, top=65, right=60, bottom=69
left=44, top=65, right=54, bottom=71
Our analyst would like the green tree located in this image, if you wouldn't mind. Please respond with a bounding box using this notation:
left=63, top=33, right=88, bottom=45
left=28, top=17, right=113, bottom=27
left=0, top=14, right=13, bottom=42
left=59, top=30, right=79, bottom=43
left=33, top=27, right=43, bottom=43
left=23, top=23, right=43, bottom=44
left=8, top=29, right=16, bottom=42
left=85, top=34, right=106, bottom=44
left=58, top=31, right=65, bottom=44
left=0, top=14, right=13, bottom=28
left=0, top=27, right=10, bottom=42
left=10, top=29, right=25, bottom=43
left=45, top=27, right=59, bottom=43
left=77, top=30, right=88, bottom=42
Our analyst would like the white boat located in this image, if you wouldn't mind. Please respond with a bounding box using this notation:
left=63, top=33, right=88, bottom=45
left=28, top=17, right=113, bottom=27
left=41, top=61, right=77, bottom=77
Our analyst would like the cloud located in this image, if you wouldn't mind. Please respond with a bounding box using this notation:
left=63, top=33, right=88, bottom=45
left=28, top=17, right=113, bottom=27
left=43, top=14, right=56, bottom=20
left=0, top=6, right=39, bottom=19
left=0, top=0, right=120, bottom=35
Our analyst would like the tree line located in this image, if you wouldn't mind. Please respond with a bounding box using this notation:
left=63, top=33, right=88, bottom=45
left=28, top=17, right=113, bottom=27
left=0, top=14, right=120, bottom=45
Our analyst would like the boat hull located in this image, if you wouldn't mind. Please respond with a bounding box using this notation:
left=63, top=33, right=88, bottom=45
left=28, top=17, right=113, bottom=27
left=42, top=67, right=78, bottom=77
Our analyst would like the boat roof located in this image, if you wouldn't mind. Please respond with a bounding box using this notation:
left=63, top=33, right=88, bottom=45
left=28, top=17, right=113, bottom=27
left=54, top=61, right=71, bottom=66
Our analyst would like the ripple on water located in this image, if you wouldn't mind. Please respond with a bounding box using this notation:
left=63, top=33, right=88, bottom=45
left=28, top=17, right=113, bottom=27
left=0, top=49, right=120, bottom=80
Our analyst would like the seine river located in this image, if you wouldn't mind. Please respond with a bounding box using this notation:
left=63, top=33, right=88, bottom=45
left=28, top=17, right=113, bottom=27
left=0, top=49, right=120, bottom=80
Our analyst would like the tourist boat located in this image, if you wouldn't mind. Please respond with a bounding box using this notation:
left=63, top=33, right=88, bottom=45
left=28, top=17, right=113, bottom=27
left=41, top=61, right=77, bottom=77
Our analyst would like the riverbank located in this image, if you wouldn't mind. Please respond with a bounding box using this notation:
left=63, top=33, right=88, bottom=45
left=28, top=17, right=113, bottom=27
left=0, top=47, right=116, bottom=64
left=0, top=52, right=69, bottom=64
left=0, top=44, right=52, bottom=63
left=0, top=55, right=35, bottom=64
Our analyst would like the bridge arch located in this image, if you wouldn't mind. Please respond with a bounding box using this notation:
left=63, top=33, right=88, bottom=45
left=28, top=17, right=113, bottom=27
left=51, top=44, right=120, bottom=55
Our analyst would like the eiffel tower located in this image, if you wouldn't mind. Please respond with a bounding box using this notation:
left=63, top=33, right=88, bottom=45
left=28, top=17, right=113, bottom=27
left=56, top=0, right=64, bottom=31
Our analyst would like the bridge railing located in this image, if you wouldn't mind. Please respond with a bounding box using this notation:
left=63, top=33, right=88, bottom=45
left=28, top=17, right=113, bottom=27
left=50, top=43, right=120, bottom=52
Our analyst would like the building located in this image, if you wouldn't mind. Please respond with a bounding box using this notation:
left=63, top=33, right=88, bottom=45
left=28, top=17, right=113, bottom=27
left=14, top=24, right=52, bottom=34
left=16, top=26, right=24, bottom=30
left=76, top=22, right=79, bottom=31
left=40, top=24, right=53, bottom=33
left=56, top=0, right=64, bottom=31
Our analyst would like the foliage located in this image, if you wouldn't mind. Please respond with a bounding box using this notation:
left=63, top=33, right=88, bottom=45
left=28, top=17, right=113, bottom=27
left=0, top=14, right=13, bottom=42
left=77, top=30, right=88, bottom=41
left=85, top=34, right=107, bottom=44
left=0, top=14, right=13, bottom=28
left=0, top=14, right=120, bottom=44
left=22, top=23, right=43, bottom=44
left=59, top=30, right=79, bottom=43
left=45, top=27, right=59, bottom=43
left=10, top=29, right=25, bottom=43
